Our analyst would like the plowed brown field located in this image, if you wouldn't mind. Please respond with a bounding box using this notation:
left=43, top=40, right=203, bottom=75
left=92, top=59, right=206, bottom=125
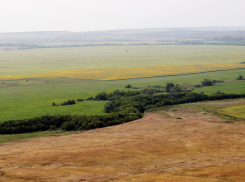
left=1, top=108, right=245, bottom=182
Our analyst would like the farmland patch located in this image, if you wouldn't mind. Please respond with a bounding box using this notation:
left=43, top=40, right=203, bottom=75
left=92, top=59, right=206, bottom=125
left=1, top=64, right=245, bottom=81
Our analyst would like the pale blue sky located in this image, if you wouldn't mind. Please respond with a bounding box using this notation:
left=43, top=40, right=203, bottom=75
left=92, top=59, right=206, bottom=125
left=0, top=0, right=245, bottom=32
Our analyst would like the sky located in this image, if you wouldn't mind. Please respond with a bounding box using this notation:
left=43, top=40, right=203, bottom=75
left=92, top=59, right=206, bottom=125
left=0, top=0, right=245, bottom=33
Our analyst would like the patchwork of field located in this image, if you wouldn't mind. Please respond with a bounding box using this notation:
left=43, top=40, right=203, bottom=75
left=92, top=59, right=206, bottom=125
left=1, top=45, right=245, bottom=77
left=1, top=64, right=245, bottom=81
left=1, top=45, right=245, bottom=122
left=1, top=69, right=245, bottom=122
left=1, top=103, right=245, bottom=182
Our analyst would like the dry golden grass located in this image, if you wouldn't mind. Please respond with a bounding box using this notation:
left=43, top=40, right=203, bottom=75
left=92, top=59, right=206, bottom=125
left=1, top=64, right=245, bottom=81
left=1, top=103, right=245, bottom=182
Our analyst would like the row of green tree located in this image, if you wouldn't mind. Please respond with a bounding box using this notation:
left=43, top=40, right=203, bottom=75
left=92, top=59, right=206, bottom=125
left=87, top=88, right=165, bottom=101
left=0, top=112, right=142, bottom=134
left=1, top=88, right=245, bottom=135
left=104, top=92, right=245, bottom=113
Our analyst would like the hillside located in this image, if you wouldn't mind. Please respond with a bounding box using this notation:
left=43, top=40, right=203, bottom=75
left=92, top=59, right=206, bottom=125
left=1, top=100, right=245, bottom=182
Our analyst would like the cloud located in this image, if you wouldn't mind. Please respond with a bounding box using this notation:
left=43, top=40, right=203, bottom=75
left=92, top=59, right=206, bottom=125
left=0, top=0, right=245, bottom=32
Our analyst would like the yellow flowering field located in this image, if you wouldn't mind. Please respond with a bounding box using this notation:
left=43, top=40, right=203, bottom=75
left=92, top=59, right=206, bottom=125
left=1, top=64, right=245, bottom=81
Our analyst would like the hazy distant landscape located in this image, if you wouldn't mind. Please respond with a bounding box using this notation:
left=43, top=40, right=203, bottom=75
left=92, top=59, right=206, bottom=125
left=1, top=27, right=245, bottom=46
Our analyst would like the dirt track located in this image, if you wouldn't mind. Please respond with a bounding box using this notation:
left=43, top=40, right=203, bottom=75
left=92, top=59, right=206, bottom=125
left=1, top=110, right=245, bottom=181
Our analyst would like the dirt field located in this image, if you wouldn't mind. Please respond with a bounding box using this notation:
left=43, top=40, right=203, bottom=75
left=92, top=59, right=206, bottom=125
left=1, top=105, right=245, bottom=182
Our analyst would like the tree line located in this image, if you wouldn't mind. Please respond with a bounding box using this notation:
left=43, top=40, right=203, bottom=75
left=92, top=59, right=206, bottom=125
left=1, top=90, right=245, bottom=134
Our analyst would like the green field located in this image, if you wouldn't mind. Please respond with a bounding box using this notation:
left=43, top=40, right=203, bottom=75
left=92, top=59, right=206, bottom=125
left=1, top=45, right=245, bottom=122
left=193, top=80, right=245, bottom=94
left=0, top=68, right=245, bottom=122
left=1, top=45, right=245, bottom=76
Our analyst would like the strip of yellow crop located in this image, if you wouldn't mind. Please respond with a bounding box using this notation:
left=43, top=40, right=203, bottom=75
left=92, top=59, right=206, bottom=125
left=1, top=64, right=245, bottom=81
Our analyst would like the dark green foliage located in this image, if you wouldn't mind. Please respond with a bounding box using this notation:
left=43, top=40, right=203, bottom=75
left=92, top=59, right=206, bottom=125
left=60, top=100, right=76, bottom=106
left=125, top=84, right=132, bottom=88
left=89, top=89, right=164, bottom=101
left=201, top=78, right=213, bottom=86
left=104, top=102, right=114, bottom=113
left=77, top=99, right=84, bottom=102
left=86, top=97, right=94, bottom=100
left=153, top=85, right=163, bottom=88
left=194, top=84, right=202, bottom=88
left=212, top=80, right=224, bottom=84
left=237, top=74, right=244, bottom=80
left=104, top=92, right=245, bottom=115
left=0, top=112, right=143, bottom=134
left=196, top=79, right=223, bottom=87
left=50, top=125, right=56, bottom=130
left=170, top=84, right=183, bottom=93
left=165, top=83, right=175, bottom=92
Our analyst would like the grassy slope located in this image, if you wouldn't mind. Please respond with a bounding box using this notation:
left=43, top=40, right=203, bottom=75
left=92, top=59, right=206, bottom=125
left=1, top=45, right=245, bottom=76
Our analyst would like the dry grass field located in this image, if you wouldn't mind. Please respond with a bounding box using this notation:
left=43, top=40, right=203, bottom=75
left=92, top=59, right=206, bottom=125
left=1, top=101, right=245, bottom=182
left=1, top=64, right=245, bottom=81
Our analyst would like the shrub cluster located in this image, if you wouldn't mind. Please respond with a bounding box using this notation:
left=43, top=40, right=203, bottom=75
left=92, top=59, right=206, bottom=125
left=60, top=100, right=76, bottom=106
left=237, top=74, right=244, bottom=80
left=195, top=79, right=224, bottom=87
left=87, top=89, right=165, bottom=101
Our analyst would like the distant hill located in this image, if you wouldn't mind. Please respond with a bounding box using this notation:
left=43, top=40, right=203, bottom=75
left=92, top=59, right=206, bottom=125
left=1, top=27, right=245, bottom=44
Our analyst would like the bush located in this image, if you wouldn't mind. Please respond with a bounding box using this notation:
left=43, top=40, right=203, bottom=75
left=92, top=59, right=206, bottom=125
left=237, top=74, right=244, bottom=80
left=60, top=100, right=76, bottom=106
left=170, top=85, right=183, bottom=93
left=194, top=84, right=202, bottom=88
left=86, top=97, right=94, bottom=100
left=165, top=82, right=175, bottom=92
left=201, top=78, right=213, bottom=86
left=50, top=125, right=57, bottom=130
left=125, top=84, right=132, bottom=88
